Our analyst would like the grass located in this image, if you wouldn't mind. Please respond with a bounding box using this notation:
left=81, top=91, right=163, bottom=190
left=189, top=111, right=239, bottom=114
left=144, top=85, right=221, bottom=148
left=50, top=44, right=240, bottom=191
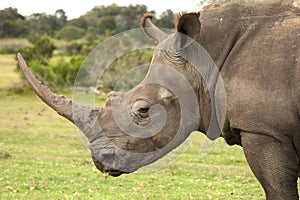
left=0, top=38, right=30, bottom=55
left=0, top=38, right=30, bottom=49
left=0, top=54, right=20, bottom=89
left=0, top=54, right=296, bottom=199
left=0, top=91, right=264, bottom=199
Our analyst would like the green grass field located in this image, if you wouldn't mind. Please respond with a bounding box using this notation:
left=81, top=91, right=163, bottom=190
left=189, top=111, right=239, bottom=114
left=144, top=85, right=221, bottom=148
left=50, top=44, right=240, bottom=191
left=0, top=54, right=20, bottom=89
left=0, top=54, right=294, bottom=199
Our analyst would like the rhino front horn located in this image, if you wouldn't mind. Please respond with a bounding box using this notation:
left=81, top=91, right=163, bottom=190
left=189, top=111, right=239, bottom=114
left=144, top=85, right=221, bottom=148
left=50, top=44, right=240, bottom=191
left=17, top=53, right=76, bottom=123
left=17, top=53, right=102, bottom=140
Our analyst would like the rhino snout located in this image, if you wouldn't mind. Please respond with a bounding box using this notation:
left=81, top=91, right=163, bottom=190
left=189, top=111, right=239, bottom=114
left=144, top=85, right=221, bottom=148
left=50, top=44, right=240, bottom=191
left=92, top=156, right=125, bottom=177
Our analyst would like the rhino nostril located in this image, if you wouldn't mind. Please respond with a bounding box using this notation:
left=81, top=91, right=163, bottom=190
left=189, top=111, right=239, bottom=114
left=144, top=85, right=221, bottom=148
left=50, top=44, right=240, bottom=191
left=92, top=153, right=116, bottom=171
left=92, top=156, right=105, bottom=172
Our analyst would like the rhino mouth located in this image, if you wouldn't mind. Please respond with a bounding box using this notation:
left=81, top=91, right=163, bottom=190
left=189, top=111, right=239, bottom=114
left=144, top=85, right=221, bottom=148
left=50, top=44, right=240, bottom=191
left=92, top=156, right=129, bottom=177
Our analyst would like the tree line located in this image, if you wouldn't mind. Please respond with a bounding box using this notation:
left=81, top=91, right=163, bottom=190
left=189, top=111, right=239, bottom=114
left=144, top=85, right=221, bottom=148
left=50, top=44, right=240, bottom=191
left=1, top=4, right=176, bottom=91
left=0, top=4, right=175, bottom=40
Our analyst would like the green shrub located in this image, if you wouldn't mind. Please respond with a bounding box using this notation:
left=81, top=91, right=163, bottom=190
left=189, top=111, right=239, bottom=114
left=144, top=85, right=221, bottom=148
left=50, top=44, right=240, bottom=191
left=65, top=42, right=83, bottom=55
left=99, top=49, right=153, bottom=92
left=17, top=35, right=56, bottom=65
left=26, top=55, right=85, bottom=89
left=54, top=25, right=86, bottom=41
left=18, top=45, right=152, bottom=91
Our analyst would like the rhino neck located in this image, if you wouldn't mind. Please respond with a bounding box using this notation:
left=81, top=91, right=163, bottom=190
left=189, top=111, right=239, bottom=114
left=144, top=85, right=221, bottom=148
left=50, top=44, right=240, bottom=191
left=198, top=4, right=244, bottom=72
left=194, top=3, right=244, bottom=138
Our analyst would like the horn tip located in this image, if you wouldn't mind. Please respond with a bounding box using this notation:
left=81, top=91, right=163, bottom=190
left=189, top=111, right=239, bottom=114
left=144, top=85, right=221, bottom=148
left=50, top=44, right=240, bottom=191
left=141, top=13, right=154, bottom=28
left=17, top=52, right=26, bottom=70
left=17, top=52, right=23, bottom=61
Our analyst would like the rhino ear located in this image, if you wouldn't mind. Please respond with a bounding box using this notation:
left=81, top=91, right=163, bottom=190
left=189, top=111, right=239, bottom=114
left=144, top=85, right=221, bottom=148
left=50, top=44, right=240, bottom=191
left=141, top=13, right=169, bottom=43
left=177, top=12, right=201, bottom=42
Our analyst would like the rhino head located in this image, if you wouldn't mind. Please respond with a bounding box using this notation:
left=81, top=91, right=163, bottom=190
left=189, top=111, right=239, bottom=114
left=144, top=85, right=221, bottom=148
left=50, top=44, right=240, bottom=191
left=18, top=13, right=222, bottom=176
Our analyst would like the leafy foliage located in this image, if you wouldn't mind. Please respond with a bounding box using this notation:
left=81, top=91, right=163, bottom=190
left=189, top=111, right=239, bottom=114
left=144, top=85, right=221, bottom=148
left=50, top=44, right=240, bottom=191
left=0, top=8, right=67, bottom=38
left=156, top=9, right=176, bottom=29
left=100, top=49, right=153, bottom=92
left=16, top=35, right=86, bottom=89
left=18, top=35, right=56, bottom=65
left=54, top=25, right=86, bottom=41
left=0, top=4, right=175, bottom=41
left=2, top=4, right=176, bottom=89
left=26, top=55, right=85, bottom=88
left=0, top=7, right=28, bottom=38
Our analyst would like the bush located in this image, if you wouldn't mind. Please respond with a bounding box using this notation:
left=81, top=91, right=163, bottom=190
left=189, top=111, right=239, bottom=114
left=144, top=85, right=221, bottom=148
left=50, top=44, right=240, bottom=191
left=65, top=42, right=83, bottom=55
left=17, top=35, right=56, bottom=65
left=54, top=25, right=86, bottom=41
left=99, top=49, right=152, bottom=92
left=26, top=55, right=85, bottom=89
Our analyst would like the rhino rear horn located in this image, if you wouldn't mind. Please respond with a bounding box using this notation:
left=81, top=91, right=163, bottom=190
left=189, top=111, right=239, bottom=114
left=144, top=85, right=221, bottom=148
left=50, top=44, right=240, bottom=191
left=18, top=53, right=74, bottom=123
left=141, top=13, right=169, bottom=43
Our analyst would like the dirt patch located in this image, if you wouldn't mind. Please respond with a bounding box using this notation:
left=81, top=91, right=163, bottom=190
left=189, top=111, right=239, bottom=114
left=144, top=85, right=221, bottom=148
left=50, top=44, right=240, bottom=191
left=0, top=151, right=12, bottom=159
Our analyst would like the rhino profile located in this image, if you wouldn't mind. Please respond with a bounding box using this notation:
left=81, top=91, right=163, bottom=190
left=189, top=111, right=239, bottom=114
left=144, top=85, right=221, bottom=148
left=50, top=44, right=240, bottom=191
left=19, top=0, right=299, bottom=199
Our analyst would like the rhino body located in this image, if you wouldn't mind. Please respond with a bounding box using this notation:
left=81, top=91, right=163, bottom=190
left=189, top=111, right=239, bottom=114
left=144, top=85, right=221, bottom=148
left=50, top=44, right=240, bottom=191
left=18, top=0, right=300, bottom=199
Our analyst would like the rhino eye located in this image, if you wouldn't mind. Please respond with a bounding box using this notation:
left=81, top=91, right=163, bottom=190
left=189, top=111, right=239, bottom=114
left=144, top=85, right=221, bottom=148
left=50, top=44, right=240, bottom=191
left=132, top=100, right=151, bottom=118
left=137, top=106, right=150, bottom=118
left=138, top=107, right=149, bottom=113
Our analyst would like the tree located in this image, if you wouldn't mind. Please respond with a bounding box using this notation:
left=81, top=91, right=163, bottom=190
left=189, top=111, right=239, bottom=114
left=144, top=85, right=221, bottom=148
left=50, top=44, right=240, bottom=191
left=82, top=4, right=148, bottom=34
left=156, top=9, right=175, bottom=29
left=98, top=16, right=116, bottom=35
left=0, top=7, right=28, bottom=37
left=26, top=9, right=67, bottom=36
left=55, top=9, right=67, bottom=27
left=115, top=4, right=148, bottom=32
left=55, top=25, right=85, bottom=41
left=67, top=17, right=88, bottom=29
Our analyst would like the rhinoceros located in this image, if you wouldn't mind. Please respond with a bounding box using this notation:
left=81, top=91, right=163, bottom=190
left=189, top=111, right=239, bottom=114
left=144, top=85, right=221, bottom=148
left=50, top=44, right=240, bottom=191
left=18, top=0, right=299, bottom=199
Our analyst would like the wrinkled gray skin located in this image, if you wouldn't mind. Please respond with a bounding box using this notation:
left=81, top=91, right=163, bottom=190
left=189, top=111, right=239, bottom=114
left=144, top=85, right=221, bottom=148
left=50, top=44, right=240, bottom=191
left=18, top=0, right=299, bottom=199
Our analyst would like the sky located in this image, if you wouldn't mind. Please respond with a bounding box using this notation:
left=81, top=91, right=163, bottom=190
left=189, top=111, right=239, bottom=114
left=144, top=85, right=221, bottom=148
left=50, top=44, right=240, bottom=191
left=1, top=0, right=205, bottom=19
